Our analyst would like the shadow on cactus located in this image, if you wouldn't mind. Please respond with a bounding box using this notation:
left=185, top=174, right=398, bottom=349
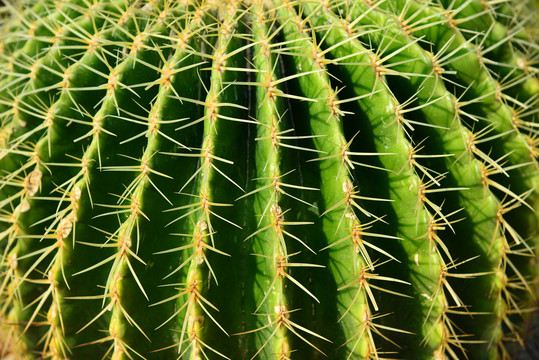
left=0, top=0, right=538, bottom=359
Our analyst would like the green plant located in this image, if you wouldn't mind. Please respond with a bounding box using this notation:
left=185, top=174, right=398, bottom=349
left=0, top=0, right=538, bottom=359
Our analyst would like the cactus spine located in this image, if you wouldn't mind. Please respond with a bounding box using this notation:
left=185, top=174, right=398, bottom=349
left=0, top=0, right=538, bottom=359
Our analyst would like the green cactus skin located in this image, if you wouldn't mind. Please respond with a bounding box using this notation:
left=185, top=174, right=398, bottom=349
left=0, top=0, right=538, bottom=359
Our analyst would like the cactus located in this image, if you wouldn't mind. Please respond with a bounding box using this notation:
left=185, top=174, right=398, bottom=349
left=0, top=0, right=538, bottom=359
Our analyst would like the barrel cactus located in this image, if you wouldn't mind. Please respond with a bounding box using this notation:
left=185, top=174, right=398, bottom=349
left=0, top=0, right=538, bottom=359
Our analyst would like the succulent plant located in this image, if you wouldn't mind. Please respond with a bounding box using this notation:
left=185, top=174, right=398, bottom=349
left=0, top=0, right=538, bottom=359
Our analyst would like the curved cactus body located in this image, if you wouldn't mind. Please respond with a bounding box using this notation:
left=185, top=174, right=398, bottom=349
left=0, top=1, right=537, bottom=359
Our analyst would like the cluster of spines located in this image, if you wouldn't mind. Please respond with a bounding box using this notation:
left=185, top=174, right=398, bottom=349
left=278, top=2, right=424, bottom=358
left=0, top=0, right=132, bottom=357
left=371, top=0, right=539, bottom=356
left=67, top=6, right=186, bottom=359
left=346, top=1, right=507, bottom=357
left=151, top=2, right=253, bottom=358
left=0, top=0, right=537, bottom=360
left=233, top=3, right=327, bottom=358
left=0, top=0, right=191, bottom=358
left=437, top=0, right=538, bottom=108
left=298, top=2, right=451, bottom=358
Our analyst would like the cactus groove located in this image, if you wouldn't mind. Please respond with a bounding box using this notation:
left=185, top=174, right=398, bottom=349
left=0, top=0, right=538, bottom=359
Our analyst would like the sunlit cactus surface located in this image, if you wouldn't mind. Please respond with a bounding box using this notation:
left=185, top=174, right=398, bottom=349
left=0, top=0, right=538, bottom=359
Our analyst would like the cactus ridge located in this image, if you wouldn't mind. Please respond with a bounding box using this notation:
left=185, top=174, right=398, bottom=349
left=0, top=0, right=538, bottom=359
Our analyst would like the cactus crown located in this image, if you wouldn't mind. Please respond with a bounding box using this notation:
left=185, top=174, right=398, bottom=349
left=0, top=0, right=538, bottom=359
